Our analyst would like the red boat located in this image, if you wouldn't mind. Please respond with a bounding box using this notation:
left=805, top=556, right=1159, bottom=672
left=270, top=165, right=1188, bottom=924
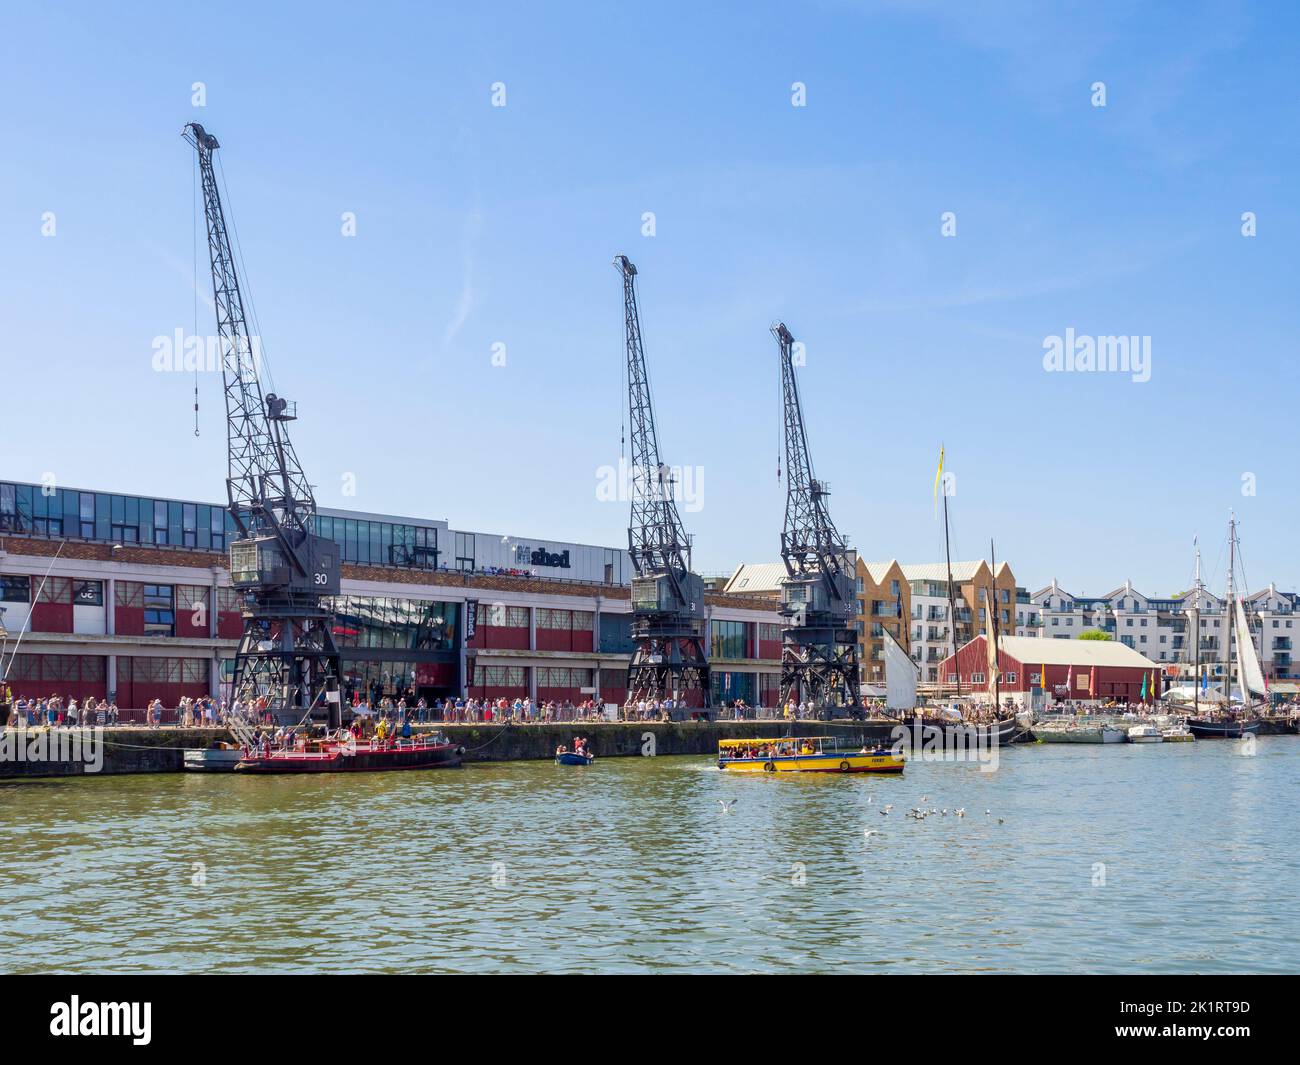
left=234, top=734, right=464, bottom=774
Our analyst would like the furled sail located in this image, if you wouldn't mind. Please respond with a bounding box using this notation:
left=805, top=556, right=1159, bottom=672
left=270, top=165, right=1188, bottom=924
left=1233, top=597, right=1267, bottom=696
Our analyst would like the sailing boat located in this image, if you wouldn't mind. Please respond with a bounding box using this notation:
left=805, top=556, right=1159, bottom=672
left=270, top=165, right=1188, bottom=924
left=1188, top=514, right=1263, bottom=738
left=911, top=449, right=1021, bottom=746
left=981, top=538, right=1029, bottom=744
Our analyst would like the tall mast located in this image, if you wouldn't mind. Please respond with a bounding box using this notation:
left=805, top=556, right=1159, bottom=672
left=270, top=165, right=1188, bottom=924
left=989, top=540, right=1001, bottom=710
left=942, top=484, right=961, bottom=697
left=1191, top=537, right=1202, bottom=715
left=1224, top=514, right=1236, bottom=704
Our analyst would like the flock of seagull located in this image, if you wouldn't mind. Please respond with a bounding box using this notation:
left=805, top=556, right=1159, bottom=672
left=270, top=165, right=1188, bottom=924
left=865, top=793, right=1006, bottom=834
left=716, top=792, right=1008, bottom=833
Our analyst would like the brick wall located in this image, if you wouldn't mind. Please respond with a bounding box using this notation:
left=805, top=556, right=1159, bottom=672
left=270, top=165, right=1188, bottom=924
left=1, top=535, right=777, bottom=613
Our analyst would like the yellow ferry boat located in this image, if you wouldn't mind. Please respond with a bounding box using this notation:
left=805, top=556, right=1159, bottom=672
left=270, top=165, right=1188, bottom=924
left=717, top=736, right=905, bottom=774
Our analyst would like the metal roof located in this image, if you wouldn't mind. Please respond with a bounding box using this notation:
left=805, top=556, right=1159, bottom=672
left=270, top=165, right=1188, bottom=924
left=723, top=562, right=787, bottom=595
left=985, top=635, right=1160, bottom=668
left=899, top=561, right=987, bottom=584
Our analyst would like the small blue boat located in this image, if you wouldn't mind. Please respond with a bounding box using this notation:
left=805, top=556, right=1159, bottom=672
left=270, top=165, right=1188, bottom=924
left=555, top=751, right=594, bottom=766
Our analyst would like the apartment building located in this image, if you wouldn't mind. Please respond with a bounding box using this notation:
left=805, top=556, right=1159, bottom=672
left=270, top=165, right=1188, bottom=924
left=900, top=559, right=1017, bottom=684
left=1030, top=578, right=1300, bottom=681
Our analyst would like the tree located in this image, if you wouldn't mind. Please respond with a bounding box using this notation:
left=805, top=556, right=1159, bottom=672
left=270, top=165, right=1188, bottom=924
left=1078, top=629, right=1113, bottom=641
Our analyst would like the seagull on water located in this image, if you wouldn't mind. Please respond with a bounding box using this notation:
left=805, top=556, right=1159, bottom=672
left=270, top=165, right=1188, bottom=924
left=717, top=799, right=737, bottom=814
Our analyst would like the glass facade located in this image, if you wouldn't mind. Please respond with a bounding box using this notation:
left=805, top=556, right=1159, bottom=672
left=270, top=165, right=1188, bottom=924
left=0, top=480, right=440, bottom=568
left=326, top=595, right=459, bottom=651
left=0, top=481, right=235, bottom=550
left=143, top=584, right=175, bottom=636
left=711, top=670, right=757, bottom=704
left=314, top=514, right=439, bottom=569
left=711, top=620, right=748, bottom=660
left=1, top=574, right=31, bottom=602
left=345, top=659, right=425, bottom=702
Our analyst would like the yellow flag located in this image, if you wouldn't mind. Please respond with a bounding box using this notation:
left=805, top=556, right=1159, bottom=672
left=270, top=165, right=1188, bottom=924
left=933, top=445, right=945, bottom=515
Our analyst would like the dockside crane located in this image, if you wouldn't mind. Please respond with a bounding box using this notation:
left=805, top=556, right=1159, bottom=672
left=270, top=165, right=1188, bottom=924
left=773, top=323, right=861, bottom=716
left=184, top=123, right=342, bottom=727
left=616, top=255, right=711, bottom=714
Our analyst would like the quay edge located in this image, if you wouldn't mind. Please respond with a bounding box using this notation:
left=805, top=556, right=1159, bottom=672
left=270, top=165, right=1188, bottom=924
left=0, top=721, right=901, bottom=781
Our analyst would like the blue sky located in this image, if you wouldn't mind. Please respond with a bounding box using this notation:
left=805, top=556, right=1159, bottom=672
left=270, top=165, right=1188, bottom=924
left=1, top=1, right=1297, bottom=596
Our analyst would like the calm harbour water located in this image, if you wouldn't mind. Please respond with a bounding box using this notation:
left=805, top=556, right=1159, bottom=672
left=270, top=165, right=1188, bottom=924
left=2, top=738, right=1297, bottom=974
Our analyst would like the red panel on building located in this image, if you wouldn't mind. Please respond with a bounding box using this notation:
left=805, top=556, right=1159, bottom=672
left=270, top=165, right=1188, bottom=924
left=484, top=625, right=529, bottom=650
left=173, top=586, right=209, bottom=638
left=115, top=606, right=146, bottom=636
left=174, top=612, right=208, bottom=639
left=116, top=657, right=209, bottom=710
left=29, top=603, right=74, bottom=634
left=114, top=582, right=145, bottom=636
left=467, top=684, right=525, bottom=703
left=535, top=627, right=571, bottom=652
left=216, top=613, right=243, bottom=639
left=4, top=653, right=107, bottom=703
left=537, top=685, right=584, bottom=704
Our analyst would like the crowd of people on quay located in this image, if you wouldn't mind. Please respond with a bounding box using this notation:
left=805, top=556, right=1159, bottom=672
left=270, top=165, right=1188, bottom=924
left=352, top=694, right=610, bottom=724
left=0, top=689, right=239, bottom=729
left=10, top=678, right=1290, bottom=731
left=2, top=691, right=124, bottom=728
